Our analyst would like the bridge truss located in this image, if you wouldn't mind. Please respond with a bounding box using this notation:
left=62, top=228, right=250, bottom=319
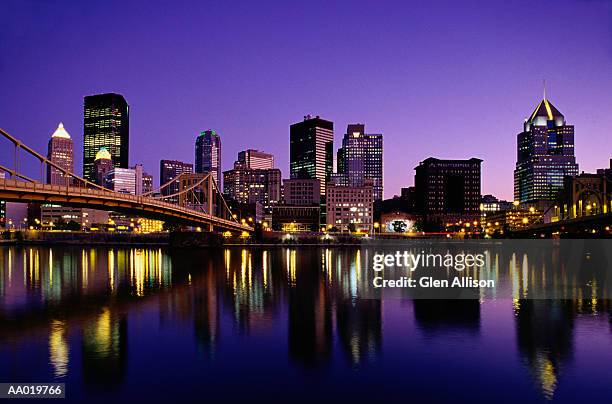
left=0, top=127, right=251, bottom=233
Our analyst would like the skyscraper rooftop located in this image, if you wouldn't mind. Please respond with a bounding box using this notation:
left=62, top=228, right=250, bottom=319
left=51, top=122, right=71, bottom=139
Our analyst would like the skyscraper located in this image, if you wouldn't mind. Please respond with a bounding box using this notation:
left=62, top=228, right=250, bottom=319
left=335, top=124, right=383, bottom=200
left=160, top=160, right=193, bottom=202
left=47, top=122, right=74, bottom=185
left=289, top=115, right=333, bottom=194
left=237, top=149, right=274, bottom=170
left=195, top=130, right=222, bottom=189
left=514, top=94, right=578, bottom=205
left=83, top=93, right=129, bottom=181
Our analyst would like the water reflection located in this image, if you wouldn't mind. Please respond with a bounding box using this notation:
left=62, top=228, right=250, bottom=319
left=0, top=245, right=611, bottom=402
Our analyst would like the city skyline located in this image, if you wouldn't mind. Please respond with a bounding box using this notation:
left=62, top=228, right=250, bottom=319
left=2, top=1, right=612, bottom=200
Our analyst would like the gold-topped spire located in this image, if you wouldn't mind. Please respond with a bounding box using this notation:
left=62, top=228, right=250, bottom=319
left=51, top=122, right=71, bottom=139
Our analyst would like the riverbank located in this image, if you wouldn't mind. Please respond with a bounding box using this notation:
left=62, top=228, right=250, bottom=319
left=1, top=230, right=369, bottom=247
left=2, top=230, right=169, bottom=246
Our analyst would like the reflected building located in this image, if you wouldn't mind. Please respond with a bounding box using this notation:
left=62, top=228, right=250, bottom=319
left=336, top=299, right=382, bottom=365
left=288, top=249, right=333, bottom=367
left=514, top=300, right=575, bottom=400
left=81, top=307, right=128, bottom=388
left=413, top=300, right=481, bottom=334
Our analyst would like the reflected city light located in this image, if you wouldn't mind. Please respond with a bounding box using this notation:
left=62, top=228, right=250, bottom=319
left=49, top=319, right=69, bottom=378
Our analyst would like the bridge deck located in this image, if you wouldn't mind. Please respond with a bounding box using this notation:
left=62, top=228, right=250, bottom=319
left=0, top=178, right=252, bottom=232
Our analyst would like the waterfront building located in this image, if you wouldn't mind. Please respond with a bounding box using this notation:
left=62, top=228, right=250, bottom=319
left=514, top=94, right=578, bottom=205
left=83, top=93, right=129, bottom=181
left=223, top=159, right=281, bottom=212
left=480, top=194, right=513, bottom=213
left=335, top=124, right=383, bottom=201
left=104, top=167, right=137, bottom=194
left=40, top=205, right=108, bottom=230
left=414, top=157, right=482, bottom=228
left=379, top=212, right=420, bottom=233
left=271, top=205, right=320, bottom=232
left=237, top=149, right=274, bottom=170
left=136, top=218, right=164, bottom=233
left=326, top=179, right=374, bottom=233
left=93, top=148, right=114, bottom=186
left=160, top=160, right=193, bottom=202
left=195, top=130, right=222, bottom=189
left=484, top=207, right=542, bottom=234
left=289, top=115, right=333, bottom=194
left=47, top=122, right=74, bottom=185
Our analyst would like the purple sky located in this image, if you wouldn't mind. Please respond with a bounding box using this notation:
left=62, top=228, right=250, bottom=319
left=1, top=0, right=612, bottom=200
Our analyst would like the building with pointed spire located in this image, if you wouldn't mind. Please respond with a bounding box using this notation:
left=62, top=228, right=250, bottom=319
left=514, top=93, right=578, bottom=205
left=47, top=122, right=74, bottom=185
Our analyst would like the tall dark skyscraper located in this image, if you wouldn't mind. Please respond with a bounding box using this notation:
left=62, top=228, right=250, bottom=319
left=47, top=122, right=74, bottom=185
left=335, top=123, right=383, bottom=200
left=195, top=130, right=222, bottom=188
left=290, top=115, right=333, bottom=194
left=160, top=159, right=193, bottom=202
left=415, top=158, right=482, bottom=227
left=83, top=93, right=129, bottom=181
left=514, top=94, right=578, bottom=204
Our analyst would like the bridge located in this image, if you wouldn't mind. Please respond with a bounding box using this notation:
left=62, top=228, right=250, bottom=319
left=0, top=128, right=252, bottom=233
left=511, top=212, right=612, bottom=238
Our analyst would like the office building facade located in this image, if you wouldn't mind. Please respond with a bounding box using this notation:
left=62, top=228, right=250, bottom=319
left=104, top=167, right=137, bottom=194
left=223, top=160, right=281, bottom=211
left=47, top=122, right=74, bottom=185
left=195, top=130, right=222, bottom=189
left=160, top=160, right=193, bottom=201
left=283, top=178, right=321, bottom=206
left=83, top=93, right=129, bottom=181
left=335, top=124, right=383, bottom=200
left=415, top=157, right=482, bottom=227
left=237, top=149, right=274, bottom=170
left=514, top=95, right=578, bottom=204
left=326, top=180, right=374, bottom=233
left=289, top=115, right=333, bottom=193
